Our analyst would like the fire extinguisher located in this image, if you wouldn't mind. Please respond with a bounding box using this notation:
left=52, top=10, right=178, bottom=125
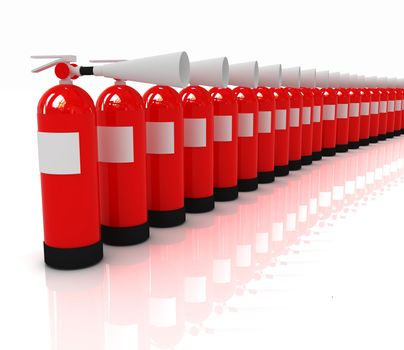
left=393, top=80, right=402, bottom=136
left=283, top=67, right=303, bottom=171
left=348, top=74, right=361, bottom=149
left=386, top=78, right=396, bottom=139
left=367, top=76, right=381, bottom=144
left=300, top=68, right=316, bottom=165
left=335, top=73, right=350, bottom=152
left=256, top=64, right=280, bottom=183
left=358, top=75, right=371, bottom=146
left=312, top=73, right=325, bottom=161
left=399, top=78, right=404, bottom=134
left=229, top=61, right=259, bottom=191
left=180, top=57, right=228, bottom=212
left=91, top=60, right=149, bottom=245
left=377, top=77, right=388, bottom=141
left=32, top=55, right=103, bottom=269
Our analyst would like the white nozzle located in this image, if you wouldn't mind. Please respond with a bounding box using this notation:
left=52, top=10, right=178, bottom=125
left=329, top=72, right=340, bottom=88
left=282, top=67, right=301, bottom=88
left=300, top=69, right=316, bottom=88
left=189, top=57, right=229, bottom=87
left=31, top=55, right=77, bottom=73
left=339, top=73, right=350, bottom=88
left=92, top=51, right=190, bottom=88
left=316, top=71, right=329, bottom=88
left=228, top=61, right=259, bottom=88
left=259, top=64, right=282, bottom=88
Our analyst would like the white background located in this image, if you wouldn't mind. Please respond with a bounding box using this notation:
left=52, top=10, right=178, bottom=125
left=2, top=0, right=404, bottom=349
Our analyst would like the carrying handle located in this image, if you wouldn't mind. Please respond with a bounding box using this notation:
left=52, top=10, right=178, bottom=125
left=31, top=55, right=77, bottom=73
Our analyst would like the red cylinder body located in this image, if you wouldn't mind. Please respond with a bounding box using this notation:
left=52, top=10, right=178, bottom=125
left=180, top=86, right=214, bottom=213
left=378, top=89, right=388, bottom=140
left=255, top=87, right=276, bottom=183
left=369, top=88, right=380, bottom=143
left=273, top=88, right=291, bottom=176
left=96, top=83, right=149, bottom=246
left=144, top=86, right=185, bottom=227
left=312, top=88, right=324, bottom=160
left=348, top=88, right=361, bottom=148
left=288, top=88, right=303, bottom=170
left=359, top=88, right=371, bottom=146
left=386, top=88, right=396, bottom=138
left=301, top=87, right=314, bottom=165
left=209, top=87, right=239, bottom=201
left=335, top=88, right=350, bottom=152
left=37, top=83, right=102, bottom=269
left=233, top=87, right=259, bottom=191
left=394, top=89, right=402, bottom=135
left=321, top=88, right=337, bottom=156
left=401, top=89, right=404, bottom=134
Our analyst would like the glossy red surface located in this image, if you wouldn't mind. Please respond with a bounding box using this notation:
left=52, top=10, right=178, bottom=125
left=401, top=89, right=404, bottom=131
left=180, top=86, right=214, bottom=199
left=288, top=88, right=303, bottom=162
left=255, top=87, right=276, bottom=173
left=274, top=88, right=291, bottom=167
left=312, top=88, right=324, bottom=154
left=301, top=88, right=314, bottom=158
left=322, top=88, right=338, bottom=150
left=209, top=87, right=238, bottom=189
left=394, top=89, right=402, bottom=132
left=378, top=88, right=388, bottom=136
left=386, top=89, right=396, bottom=134
left=233, top=87, right=259, bottom=180
left=359, top=88, right=371, bottom=141
left=369, top=88, right=380, bottom=139
left=348, top=88, right=361, bottom=144
left=38, top=84, right=100, bottom=248
left=144, top=86, right=184, bottom=211
left=96, top=84, right=147, bottom=228
left=336, top=88, right=350, bottom=147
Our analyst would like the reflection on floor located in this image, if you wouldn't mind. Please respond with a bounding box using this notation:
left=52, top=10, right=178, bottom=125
left=44, top=137, right=404, bottom=350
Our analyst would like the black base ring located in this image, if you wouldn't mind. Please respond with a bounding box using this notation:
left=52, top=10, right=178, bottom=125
left=322, top=148, right=336, bottom=157
left=185, top=195, right=215, bottom=213
left=336, top=144, right=349, bottom=153
left=301, top=155, right=313, bottom=165
left=386, top=132, right=394, bottom=138
left=275, top=165, right=289, bottom=177
left=378, top=134, right=387, bottom=141
left=258, top=171, right=275, bottom=184
left=44, top=240, right=103, bottom=270
left=312, top=152, right=322, bottom=161
left=289, top=159, right=302, bottom=171
left=238, top=178, right=258, bottom=192
left=394, top=130, right=401, bottom=137
left=401, top=129, right=404, bottom=135
left=101, top=222, right=149, bottom=246
left=148, top=207, right=186, bottom=228
left=348, top=141, right=360, bottom=149
left=359, top=139, right=370, bottom=146
left=214, top=186, right=238, bottom=202
left=369, top=136, right=378, bottom=144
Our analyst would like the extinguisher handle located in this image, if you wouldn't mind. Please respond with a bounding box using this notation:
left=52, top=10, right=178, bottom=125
left=31, top=55, right=77, bottom=73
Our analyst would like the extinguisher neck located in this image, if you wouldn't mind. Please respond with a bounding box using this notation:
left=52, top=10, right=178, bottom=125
left=114, top=79, right=126, bottom=86
left=59, top=78, right=73, bottom=85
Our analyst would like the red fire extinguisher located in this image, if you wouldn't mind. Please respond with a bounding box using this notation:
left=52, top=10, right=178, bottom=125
left=300, top=68, right=316, bottom=165
left=335, top=73, right=350, bottom=152
left=358, top=75, right=371, bottom=146
left=229, top=61, right=259, bottom=191
left=94, top=75, right=149, bottom=246
left=393, top=80, right=402, bottom=136
left=32, top=55, right=103, bottom=269
left=377, top=77, right=388, bottom=141
left=399, top=78, right=404, bottom=134
left=256, top=64, right=280, bottom=182
left=348, top=74, right=361, bottom=149
left=367, top=76, right=381, bottom=144
left=180, top=57, right=228, bottom=212
left=283, top=67, right=303, bottom=170
left=386, top=79, right=396, bottom=139
left=312, top=76, right=324, bottom=161
left=209, top=86, right=239, bottom=201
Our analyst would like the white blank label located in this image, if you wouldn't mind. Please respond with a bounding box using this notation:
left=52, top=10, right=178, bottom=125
left=323, top=105, right=336, bottom=121
left=370, top=102, right=379, bottom=115
left=388, top=101, right=395, bottom=112
left=360, top=102, right=370, bottom=115
left=337, top=104, right=348, bottom=119
left=380, top=101, right=387, bottom=113
left=149, top=297, right=176, bottom=327
left=313, top=106, right=321, bottom=122
left=236, top=245, right=251, bottom=267
left=256, top=232, right=269, bottom=253
left=97, top=126, right=134, bottom=163
left=402, top=100, right=404, bottom=111
left=290, top=108, right=300, bottom=127
left=258, top=111, right=271, bottom=133
left=275, top=109, right=287, bottom=130
left=38, top=132, right=81, bottom=175
left=319, top=191, right=331, bottom=207
left=238, top=113, right=254, bottom=137
left=395, top=100, right=402, bottom=111
left=214, top=115, right=232, bottom=142
left=302, top=107, right=311, bottom=125
left=349, top=103, right=360, bottom=117
left=272, top=222, right=284, bottom=241
left=146, top=122, right=174, bottom=154
left=213, top=259, right=231, bottom=283
left=184, top=118, right=206, bottom=147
